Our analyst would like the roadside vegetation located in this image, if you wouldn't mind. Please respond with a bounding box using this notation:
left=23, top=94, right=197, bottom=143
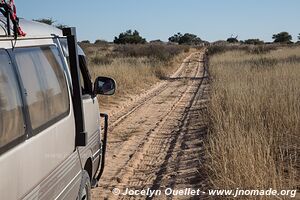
left=207, top=46, right=300, bottom=198
left=80, top=42, right=191, bottom=109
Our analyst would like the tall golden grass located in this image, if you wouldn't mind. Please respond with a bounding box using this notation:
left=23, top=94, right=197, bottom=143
left=207, top=46, right=300, bottom=198
left=81, top=43, right=191, bottom=108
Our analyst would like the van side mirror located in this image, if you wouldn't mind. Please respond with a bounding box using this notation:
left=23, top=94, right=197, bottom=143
left=94, top=76, right=116, bottom=95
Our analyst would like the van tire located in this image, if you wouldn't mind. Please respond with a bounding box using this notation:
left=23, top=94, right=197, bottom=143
left=77, top=170, right=91, bottom=200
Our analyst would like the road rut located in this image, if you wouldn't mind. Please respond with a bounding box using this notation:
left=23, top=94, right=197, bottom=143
left=92, top=51, right=210, bottom=200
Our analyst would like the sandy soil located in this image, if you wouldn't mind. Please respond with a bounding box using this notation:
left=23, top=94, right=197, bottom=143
left=92, top=51, right=210, bottom=200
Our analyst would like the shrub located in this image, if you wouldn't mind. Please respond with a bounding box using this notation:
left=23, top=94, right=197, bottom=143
left=168, top=33, right=203, bottom=45
left=94, top=39, right=108, bottom=45
left=179, top=33, right=202, bottom=45
left=227, top=37, right=239, bottom=43
left=272, top=32, right=292, bottom=43
left=81, top=40, right=91, bottom=44
left=207, top=45, right=238, bottom=55
left=207, top=44, right=278, bottom=56
left=114, top=30, right=146, bottom=44
left=168, top=33, right=182, bottom=43
left=244, top=39, right=264, bottom=45
left=114, top=44, right=187, bottom=63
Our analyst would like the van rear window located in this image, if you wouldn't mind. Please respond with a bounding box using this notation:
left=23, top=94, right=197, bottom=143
left=14, top=46, right=69, bottom=130
left=0, top=50, right=25, bottom=149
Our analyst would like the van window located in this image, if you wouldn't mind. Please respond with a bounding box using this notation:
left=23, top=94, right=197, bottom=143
left=79, top=55, right=93, bottom=95
left=0, top=50, right=24, bottom=148
left=14, top=46, right=69, bottom=130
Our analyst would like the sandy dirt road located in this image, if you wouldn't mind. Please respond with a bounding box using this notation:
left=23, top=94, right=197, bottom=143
left=92, top=50, right=210, bottom=200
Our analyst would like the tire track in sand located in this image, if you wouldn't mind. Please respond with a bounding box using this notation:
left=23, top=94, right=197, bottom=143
left=92, top=51, right=209, bottom=200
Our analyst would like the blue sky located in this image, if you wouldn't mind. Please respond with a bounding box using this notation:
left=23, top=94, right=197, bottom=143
left=16, top=0, right=300, bottom=42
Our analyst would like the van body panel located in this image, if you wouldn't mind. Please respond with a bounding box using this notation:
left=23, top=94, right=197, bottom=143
left=78, top=97, right=101, bottom=175
left=83, top=98, right=100, bottom=142
left=0, top=97, right=77, bottom=200
left=0, top=19, right=103, bottom=199
left=0, top=46, right=78, bottom=199
left=22, top=151, right=81, bottom=200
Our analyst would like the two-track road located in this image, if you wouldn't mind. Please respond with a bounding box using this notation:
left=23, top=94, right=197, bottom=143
left=92, top=50, right=210, bottom=200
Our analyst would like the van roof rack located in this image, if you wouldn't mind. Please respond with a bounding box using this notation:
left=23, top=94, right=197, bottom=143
left=0, top=0, right=25, bottom=38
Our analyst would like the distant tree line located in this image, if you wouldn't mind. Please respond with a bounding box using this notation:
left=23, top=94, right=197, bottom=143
left=112, top=31, right=299, bottom=45
left=225, top=32, right=300, bottom=45
left=32, top=18, right=300, bottom=45
left=112, top=30, right=205, bottom=45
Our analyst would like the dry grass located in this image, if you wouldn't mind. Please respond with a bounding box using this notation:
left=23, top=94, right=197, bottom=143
left=80, top=43, right=191, bottom=109
left=207, top=46, right=300, bottom=198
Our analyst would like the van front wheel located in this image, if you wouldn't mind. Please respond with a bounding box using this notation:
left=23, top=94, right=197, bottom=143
left=78, top=170, right=91, bottom=200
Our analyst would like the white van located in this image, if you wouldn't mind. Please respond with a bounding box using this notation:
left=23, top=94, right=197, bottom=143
left=0, top=2, right=115, bottom=199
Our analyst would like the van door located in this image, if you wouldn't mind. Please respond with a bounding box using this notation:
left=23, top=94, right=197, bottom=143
left=0, top=45, right=81, bottom=199
left=78, top=55, right=101, bottom=177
